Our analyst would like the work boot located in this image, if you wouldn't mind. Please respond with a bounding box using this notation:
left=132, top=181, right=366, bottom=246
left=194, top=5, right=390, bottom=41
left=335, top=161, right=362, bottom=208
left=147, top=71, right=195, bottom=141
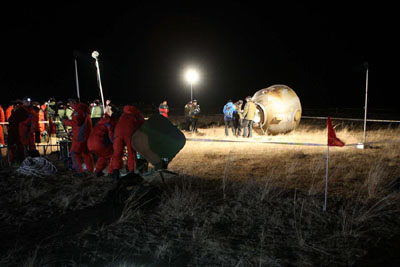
left=112, top=169, right=120, bottom=181
left=95, top=171, right=104, bottom=178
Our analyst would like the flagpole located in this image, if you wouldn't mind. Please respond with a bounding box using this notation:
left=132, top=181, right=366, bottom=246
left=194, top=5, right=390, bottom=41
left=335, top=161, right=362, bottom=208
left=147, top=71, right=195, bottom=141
left=363, top=63, right=369, bottom=145
left=323, top=144, right=329, bottom=212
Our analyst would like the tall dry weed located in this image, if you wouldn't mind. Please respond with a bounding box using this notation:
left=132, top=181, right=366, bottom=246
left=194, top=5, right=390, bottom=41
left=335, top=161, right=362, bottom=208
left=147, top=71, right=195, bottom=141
left=338, top=191, right=399, bottom=241
left=22, top=247, right=39, bottom=267
left=158, top=182, right=201, bottom=221
left=307, top=158, right=325, bottom=196
left=292, top=191, right=305, bottom=247
left=222, top=150, right=234, bottom=200
left=118, top=187, right=154, bottom=223
left=364, top=159, right=386, bottom=199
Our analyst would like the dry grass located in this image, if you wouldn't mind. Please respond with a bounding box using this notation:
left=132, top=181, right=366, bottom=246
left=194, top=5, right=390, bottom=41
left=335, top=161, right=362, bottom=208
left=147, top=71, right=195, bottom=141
left=170, top=123, right=400, bottom=196
left=1, top=119, right=400, bottom=266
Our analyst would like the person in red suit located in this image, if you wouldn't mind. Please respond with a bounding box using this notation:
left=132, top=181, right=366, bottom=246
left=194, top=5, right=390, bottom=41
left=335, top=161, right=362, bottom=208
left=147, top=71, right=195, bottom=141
left=88, top=111, right=120, bottom=177
left=0, top=105, right=5, bottom=146
left=64, top=99, right=94, bottom=177
left=18, top=98, right=39, bottom=151
left=158, top=100, right=169, bottom=118
left=7, top=98, right=39, bottom=164
left=111, top=105, right=145, bottom=180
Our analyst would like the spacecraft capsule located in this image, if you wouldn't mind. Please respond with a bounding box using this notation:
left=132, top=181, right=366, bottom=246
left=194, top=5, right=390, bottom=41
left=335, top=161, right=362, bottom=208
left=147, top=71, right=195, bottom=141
left=252, top=84, right=302, bottom=134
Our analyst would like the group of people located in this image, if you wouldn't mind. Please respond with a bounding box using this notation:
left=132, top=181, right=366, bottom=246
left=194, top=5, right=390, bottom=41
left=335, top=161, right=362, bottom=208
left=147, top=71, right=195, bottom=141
left=0, top=95, right=259, bottom=177
left=223, top=96, right=257, bottom=138
left=0, top=97, right=145, bottom=180
left=184, top=100, right=201, bottom=132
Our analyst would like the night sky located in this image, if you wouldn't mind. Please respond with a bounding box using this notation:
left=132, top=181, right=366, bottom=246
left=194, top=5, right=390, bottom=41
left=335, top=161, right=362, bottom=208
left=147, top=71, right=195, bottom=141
left=1, top=2, right=398, bottom=111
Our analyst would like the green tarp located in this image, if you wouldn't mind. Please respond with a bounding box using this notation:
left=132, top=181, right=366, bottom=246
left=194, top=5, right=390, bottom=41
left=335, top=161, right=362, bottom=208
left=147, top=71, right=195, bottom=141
left=131, top=115, right=186, bottom=165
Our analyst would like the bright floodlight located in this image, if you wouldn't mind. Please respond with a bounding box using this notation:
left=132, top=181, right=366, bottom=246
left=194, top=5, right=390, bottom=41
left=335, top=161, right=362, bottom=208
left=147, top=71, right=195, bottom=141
left=185, top=69, right=199, bottom=84
left=92, top=51, right=99, bottom=59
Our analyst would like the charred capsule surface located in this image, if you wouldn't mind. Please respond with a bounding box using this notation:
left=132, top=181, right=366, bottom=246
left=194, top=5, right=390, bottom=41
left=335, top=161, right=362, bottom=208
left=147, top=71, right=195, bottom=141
left=252, top=84, right=302, bottom=134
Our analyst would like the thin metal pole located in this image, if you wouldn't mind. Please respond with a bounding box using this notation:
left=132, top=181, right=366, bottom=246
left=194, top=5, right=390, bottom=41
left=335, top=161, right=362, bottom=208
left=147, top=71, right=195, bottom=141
left=74, top=59, right=80, bottom=101
left=94, top=59, right=105, bottom=111
left=191, top=82, right=193, bottom=102
left=363, top=67, right=369, bottom=144
left=323, top=144, right=330, bottom=212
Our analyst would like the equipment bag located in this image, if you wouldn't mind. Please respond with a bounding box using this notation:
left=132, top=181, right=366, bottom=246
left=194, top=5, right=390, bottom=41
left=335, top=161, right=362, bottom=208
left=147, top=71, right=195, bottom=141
left=131, top=115, right=186, bottom=167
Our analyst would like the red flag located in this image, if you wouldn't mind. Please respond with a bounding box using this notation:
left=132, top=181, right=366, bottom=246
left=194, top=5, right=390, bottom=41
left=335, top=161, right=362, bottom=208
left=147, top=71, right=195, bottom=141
left=327, top=117, right=345, bottom=147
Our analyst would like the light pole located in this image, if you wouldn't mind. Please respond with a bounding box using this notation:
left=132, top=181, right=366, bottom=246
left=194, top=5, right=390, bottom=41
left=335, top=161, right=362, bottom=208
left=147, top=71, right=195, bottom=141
left=74, top=58, right=80, bottom=102
left=92, top=51, right=105, bottom=111
left=185, top=69, right=199, bottom=102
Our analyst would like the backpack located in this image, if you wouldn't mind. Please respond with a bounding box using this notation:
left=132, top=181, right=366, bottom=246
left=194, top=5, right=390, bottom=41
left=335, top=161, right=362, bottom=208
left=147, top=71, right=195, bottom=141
left=224, top=104, right=234, bottom=119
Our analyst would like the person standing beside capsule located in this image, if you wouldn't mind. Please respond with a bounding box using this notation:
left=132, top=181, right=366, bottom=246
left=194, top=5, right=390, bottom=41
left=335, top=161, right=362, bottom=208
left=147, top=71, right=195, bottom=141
left=242, top=96, right=256, bottom=138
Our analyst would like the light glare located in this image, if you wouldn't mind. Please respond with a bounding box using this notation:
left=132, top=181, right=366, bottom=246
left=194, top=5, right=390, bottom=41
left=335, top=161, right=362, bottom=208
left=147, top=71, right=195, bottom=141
left=185, top=69, right=199, bottom=84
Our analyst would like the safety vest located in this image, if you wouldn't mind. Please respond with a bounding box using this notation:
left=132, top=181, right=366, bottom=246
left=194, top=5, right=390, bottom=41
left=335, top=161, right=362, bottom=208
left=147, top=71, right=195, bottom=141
left=91, top=105, right=103, bottom=119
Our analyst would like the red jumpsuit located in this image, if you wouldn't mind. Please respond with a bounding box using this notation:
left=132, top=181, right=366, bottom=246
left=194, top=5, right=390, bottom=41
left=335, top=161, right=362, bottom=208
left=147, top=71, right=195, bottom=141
left=7, top=106, right=36, bottom=163
left=64, top=103, right=94, bottom=174
left=0, top=105, right=5, bottom=145
left=112, top=105, right=144, bottom=172
left=5, top=105, right=13, bottom=121
left=87, top=115, right=116, bottom=174
left=21, top=106, right=39, bottom=149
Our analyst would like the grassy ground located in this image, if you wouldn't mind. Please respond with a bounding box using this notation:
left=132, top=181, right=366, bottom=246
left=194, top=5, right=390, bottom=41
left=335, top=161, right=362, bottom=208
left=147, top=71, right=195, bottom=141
left=1, top=117, right=400, bottom=266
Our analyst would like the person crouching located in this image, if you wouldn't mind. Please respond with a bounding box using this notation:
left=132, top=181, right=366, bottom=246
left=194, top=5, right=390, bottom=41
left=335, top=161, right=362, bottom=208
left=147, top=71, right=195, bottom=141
left=111, top=105, right=145, bottom=180
left=88, top=110, right=120, bottom=177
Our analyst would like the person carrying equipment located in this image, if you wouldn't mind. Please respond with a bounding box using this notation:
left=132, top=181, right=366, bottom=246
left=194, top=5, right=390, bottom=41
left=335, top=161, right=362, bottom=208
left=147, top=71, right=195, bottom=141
left=64, top=99, right=94, bottom=177
left=223, top=100, right=237, bottom=136
left=111, top=105, right=145, bottom=180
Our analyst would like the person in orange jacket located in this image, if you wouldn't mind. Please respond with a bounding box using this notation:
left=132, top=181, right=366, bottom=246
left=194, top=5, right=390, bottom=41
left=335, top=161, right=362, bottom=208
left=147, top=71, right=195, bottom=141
left=5, top=101, right=15, bottom=122
left=38, top=102, right=47, bottom=132
left=0, top=105, right=5, bottom=146
left=159, top=100, right=169, bottom=118
left=87, top=110, right=120, bottom=177
left=111, top=105, right=145, bottom=180
left=64, top=99, right=94, bottom=177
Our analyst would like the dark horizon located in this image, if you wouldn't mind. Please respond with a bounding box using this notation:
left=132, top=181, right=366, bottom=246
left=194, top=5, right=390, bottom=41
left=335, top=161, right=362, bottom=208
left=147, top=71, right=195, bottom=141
left=1, top=2, right=398, bottom=111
